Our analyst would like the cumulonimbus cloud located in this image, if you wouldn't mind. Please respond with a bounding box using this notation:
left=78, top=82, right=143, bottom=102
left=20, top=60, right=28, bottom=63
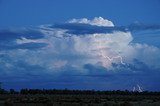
left=0, top=17, right=160, bottom=90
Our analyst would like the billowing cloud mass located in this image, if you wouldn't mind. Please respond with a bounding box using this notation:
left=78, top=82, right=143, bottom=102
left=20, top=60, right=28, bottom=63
left=68, top=17, right=114, bottom=27
left=0, top=17, right=160, bottom=91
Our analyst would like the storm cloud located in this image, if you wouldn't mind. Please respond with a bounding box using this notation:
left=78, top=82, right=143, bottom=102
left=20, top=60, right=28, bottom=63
left=0, top=17, right=160, bottom=91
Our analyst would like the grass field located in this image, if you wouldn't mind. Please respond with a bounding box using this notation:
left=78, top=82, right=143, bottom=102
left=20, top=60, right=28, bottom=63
left=0, top=94, right=160, bottom=106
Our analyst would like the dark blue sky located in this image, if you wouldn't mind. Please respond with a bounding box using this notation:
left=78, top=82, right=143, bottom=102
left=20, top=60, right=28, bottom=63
left=0, top=0, right=160, bottom=28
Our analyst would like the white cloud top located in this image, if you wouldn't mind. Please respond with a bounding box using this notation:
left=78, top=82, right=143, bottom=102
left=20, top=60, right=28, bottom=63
left=68, top=17, right=114, bottom=27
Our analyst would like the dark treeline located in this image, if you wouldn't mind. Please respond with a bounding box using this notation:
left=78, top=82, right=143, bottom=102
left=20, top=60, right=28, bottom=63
left=0, top=88, right=160, bottom=95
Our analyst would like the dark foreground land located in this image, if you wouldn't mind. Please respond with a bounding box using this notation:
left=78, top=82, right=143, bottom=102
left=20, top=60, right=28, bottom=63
left=0, top=89, right=160, bottom=106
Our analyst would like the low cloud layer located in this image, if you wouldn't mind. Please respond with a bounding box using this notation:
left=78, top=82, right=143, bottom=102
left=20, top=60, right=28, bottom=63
left=0, top=17, right=160, bottom=91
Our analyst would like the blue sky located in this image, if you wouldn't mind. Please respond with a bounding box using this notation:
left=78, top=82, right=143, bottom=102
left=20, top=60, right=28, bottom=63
left=0, top=0, right=160, bottom=28
left=0, top=0, right=160, bottom=91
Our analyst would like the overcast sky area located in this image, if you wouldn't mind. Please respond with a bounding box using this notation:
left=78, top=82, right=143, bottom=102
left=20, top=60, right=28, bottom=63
left=0, top=0, right=160, bottom=91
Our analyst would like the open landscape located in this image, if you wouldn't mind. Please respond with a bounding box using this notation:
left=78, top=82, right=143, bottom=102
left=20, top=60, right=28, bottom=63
left=0, top=89, right=160, bottom=106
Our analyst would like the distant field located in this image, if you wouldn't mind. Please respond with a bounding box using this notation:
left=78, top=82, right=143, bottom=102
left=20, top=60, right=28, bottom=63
left=0, top=94, right=160, bottom=106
